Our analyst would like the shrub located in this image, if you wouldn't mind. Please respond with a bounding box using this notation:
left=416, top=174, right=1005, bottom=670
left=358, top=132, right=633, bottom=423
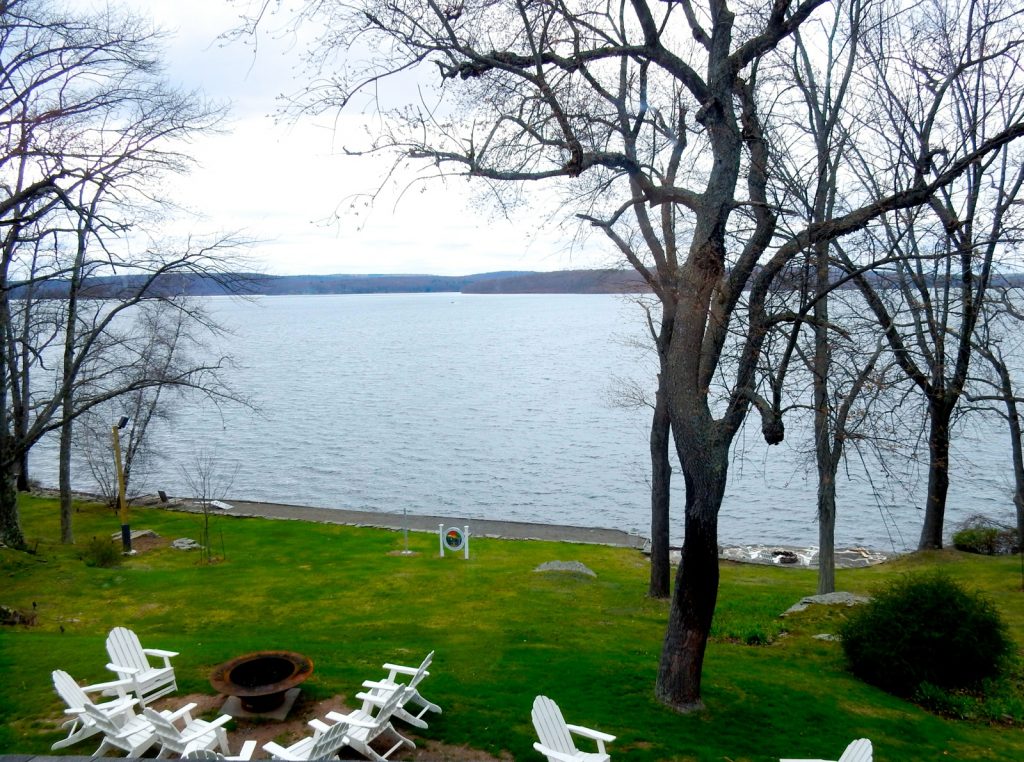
left=839, top=572, right=1013, bottom=697
left=952, top=515, right=1019, bottom=555
left=81, top=536, right=122, bottom=568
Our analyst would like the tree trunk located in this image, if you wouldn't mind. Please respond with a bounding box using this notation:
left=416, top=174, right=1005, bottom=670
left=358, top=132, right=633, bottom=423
left=648, top=374, right=672, bottom=599
left=655, top=441, right=726, bottom=711
left=816, top=470, right=837, bottom=594
left=919, top=402, right=952, bottom=550
left=0, top=461, right=24, bottom=549
left=59, top=415, right=74, bottom=544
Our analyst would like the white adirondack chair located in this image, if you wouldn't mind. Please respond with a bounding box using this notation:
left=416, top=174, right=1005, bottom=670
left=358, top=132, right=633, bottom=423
left=50, top=669, right=136, bottom=750
left=81, top=700, right=159, bottom=757
left=262, top=716, right=355, bottom=761
left=142, top=705, right=233, bottom=758
left=532, top=695, right=614, bottom=762
left=105, top=626, right=178, bottom=707
left=359, top=651, right=441, bottom=729
left=315, top=685, right=416, bottom=761
left=183, top=738, right=258, bottom=761
left=781, top=738, right=873, bottom=762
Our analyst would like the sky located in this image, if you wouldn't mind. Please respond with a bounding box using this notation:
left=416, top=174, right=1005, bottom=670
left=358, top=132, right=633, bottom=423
left=89, top=0, right=609, bottom=277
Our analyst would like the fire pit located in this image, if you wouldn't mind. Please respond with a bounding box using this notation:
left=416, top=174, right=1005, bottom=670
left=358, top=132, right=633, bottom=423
left=210, top=650, right=313, bottom=717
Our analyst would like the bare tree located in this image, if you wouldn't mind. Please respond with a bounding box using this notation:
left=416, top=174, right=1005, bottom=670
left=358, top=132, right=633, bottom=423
left=180, top=450, right=239, bottom=565
left=965, top=289, right=1024, bottom=573
left=834, top=0, right=1024, bottom=549
left=244, top=0, right=1024, bottom=710
left=0, top=0, right=247, bottom=548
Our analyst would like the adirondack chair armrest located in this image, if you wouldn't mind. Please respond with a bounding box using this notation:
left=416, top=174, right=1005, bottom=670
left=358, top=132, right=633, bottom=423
left=566, top=723, right=616, bottom=748
left=143, top=648, right=178, bottom=667
left=307, top=718, right=331, bottom=733
left=354, top=690, right=389, bottom=707
left=163, top=702, right=198, bottom=725
left=261, top=741, right=294, bottom=760
left=106, top=662, right=141, bottom=676
left=323, top=711, right=377, bottom=728
left=82, top=677, right=134, bottom=697
left=360, top=678, right=393, bottom=691
left=382, top=662, right=421, bottom=679
left=533, top=742, right=586, bottom=762
left=233, top=739, right=258, bottom=760
left=178, top=714, right=232, bottom=743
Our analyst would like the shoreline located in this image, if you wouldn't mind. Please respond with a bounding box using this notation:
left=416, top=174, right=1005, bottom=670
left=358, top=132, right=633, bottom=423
left=148, top=494, right=892, bottom=569
left=34, top=488, right=893, bottom=568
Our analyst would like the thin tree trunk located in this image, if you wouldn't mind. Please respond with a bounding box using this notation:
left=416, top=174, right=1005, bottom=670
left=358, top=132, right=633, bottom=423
left=649, top=374, right=671, bottom=598
left=816, top=469, right=837, bottom=594
left=59, top=415, right=73, bottom=544
left=919, top=403, right=952, bottom=550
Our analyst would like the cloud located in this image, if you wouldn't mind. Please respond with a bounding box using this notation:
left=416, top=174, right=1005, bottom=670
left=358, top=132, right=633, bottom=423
left=82, top=0, right=613, bottom=276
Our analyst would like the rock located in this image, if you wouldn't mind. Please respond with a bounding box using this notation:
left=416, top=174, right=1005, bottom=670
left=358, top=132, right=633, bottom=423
left=782, top=591, right=871, bottom=617
left=533, top=560, right=596, bottom=577
left=773, top=549, right=799, bottom=564
left=813, top=633, right=840, bottom=641
left=1, top=605, right=38, bottom=626
left=171, top=538, right=203, bottom=551
left=110, top=529, right=159, bottom=542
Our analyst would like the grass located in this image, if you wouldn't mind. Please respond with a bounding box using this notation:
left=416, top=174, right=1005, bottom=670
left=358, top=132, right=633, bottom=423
left=2, top=494, right=1024, bottom=760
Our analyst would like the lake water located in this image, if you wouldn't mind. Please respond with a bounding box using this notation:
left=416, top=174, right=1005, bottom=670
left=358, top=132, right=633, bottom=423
left=28, top=293, right=1020, bottom=551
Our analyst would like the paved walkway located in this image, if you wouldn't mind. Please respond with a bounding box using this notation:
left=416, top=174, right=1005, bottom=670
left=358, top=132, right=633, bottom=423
left=162, top=498, right=649, bottom=549
left=157, top=498, right=890, bottom=566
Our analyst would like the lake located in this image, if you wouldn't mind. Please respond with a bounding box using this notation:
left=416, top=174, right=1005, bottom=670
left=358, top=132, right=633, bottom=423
left=28, top=292, right=1020, bottom=551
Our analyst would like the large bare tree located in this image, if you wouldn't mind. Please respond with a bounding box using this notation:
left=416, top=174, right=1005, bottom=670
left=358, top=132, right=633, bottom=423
left=246, top=0, right=1024, bottom=709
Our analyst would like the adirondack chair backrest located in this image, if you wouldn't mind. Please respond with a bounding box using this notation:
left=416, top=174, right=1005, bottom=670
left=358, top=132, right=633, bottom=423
left=142, top=707, right=183, bottom=745
left=408, top=652, right=433, bottom=689
left=308, top=719, right=351, bottom=759
left=107, top=627, right=150, bottom=671
left=532, top=695, right=576, bottom=755
left=838, top=739, right=873, bottom=762
left=372, top=685, right=408, bottom=726
left=53, top=670, right=90, bottom=710
left=82, top=701, right=123, bottom=736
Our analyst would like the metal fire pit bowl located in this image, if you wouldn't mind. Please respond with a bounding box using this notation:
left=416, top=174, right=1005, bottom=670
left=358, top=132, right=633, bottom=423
left=210, top=650, right=314, bottom=715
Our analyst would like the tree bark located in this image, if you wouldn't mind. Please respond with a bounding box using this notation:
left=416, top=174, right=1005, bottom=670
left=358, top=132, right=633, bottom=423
left=816, top=469, right=837, bottom=594
left=648, top=374, right=672, bottom=598
left=0, top=462, right=24, bottom=549
left=655, top=444, right=726, bottom=710
left=919, top=402, right=952, bottom=550
left=59, top=416, right=74, bottom=544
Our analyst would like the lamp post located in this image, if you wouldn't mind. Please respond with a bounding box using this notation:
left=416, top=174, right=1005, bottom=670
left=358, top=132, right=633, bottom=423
left=111, top=416, right=131, bottom=553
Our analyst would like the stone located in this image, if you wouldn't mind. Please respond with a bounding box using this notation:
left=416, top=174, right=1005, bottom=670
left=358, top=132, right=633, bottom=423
left=109, top=529, right=159, bottom=541
left=782, top=591, right=871, bottom=617
left=171, top=538, right=203, bottom=551
left=533, top=560, right=596, bottom=577
left=813, top=633, right=840, bottom=641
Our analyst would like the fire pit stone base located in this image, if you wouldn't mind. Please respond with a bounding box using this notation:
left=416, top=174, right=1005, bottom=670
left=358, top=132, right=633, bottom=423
left=220, top=686, right=302, bottom=721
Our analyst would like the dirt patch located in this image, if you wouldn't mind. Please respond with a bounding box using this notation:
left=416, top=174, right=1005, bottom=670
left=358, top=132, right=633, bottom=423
left=171, top=693, right=508, bottom=761
left=130, top=534, right=171, bottom=553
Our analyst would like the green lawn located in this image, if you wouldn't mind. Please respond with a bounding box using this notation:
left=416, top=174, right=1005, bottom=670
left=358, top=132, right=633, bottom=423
left=2, top=495, right=1023, bottom=761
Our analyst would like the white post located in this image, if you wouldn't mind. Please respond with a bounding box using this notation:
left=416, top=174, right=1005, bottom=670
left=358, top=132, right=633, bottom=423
left=438, top=523, right=445, bottom=557
left=464, top=525, right=470, bottom=560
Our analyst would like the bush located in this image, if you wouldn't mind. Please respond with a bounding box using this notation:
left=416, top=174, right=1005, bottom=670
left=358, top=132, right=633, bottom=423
left=952, top=515, right=1019, bottom=555
left=839, top=572, right=1013, bottom=697
left=81, top=536, right=122, bottom=568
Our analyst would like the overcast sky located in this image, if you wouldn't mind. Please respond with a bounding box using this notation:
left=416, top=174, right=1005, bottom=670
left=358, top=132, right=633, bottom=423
left=92, top=0, right=609, bottom=277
